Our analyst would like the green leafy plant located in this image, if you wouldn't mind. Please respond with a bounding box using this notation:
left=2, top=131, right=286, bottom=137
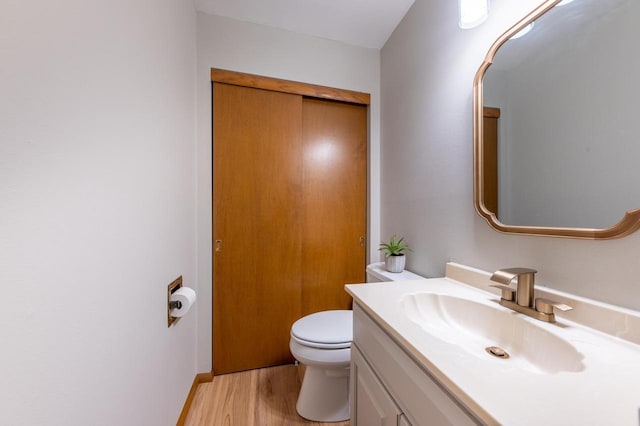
left=378, top=235, right=412, bottom=257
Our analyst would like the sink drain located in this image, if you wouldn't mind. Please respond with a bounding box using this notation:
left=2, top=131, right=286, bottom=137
left=485, top=346, right=510, bottom=359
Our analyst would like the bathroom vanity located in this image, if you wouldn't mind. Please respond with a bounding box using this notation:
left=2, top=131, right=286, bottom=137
left=350, top=303, right=479, bottom=425
left=346, top=263, right=640, bottom=425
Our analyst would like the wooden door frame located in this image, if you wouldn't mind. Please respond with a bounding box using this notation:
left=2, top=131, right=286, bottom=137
left=211, top=68, right=371, bottom=105
left=482, top=106, right=500, bottom=215
left=210, top=68, right=371, bottom=372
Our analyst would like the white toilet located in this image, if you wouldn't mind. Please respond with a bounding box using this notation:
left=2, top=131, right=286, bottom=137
left=364, top=261, right=426, bottom=283
left=290, top=310, right=352, bottom=422
left=289, top=262, right=426, bottom=422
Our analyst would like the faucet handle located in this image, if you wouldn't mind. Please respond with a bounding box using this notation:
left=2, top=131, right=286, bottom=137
left=535, top=298, right=573, bottom=315
left=491, top=267, right=538, bottom=283
left=489, top=284, right=515, bottom=302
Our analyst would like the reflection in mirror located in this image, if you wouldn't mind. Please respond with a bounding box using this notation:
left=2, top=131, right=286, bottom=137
left=474, top=0, right=640, bottom=238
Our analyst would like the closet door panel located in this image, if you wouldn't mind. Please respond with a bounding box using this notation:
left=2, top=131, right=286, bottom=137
left=301, top=98, right=367, bottom=315
left=482, top=107, right=500, bottom=215
left=213, top=83, right=302, bottom=374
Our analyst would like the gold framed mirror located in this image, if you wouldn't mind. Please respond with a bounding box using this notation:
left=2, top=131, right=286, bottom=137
left=473, top=0, right=640, bottom=239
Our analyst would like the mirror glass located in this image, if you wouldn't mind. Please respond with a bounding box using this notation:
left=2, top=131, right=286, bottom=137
left=477, top=0, right=640, bottom=236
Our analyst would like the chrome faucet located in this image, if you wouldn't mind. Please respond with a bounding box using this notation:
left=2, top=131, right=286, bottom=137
left=490, top=267, right=572, bottom=323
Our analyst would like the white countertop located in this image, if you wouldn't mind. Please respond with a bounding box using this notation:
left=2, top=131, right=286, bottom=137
left=346, top=263, right=640, bottom=426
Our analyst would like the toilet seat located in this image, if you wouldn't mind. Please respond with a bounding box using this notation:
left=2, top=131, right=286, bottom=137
left=291, top=335, right=351, bottom=349
left=291, top=310, right=352, bottom=349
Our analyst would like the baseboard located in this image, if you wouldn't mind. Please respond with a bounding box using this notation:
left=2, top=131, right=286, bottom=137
left=176, top=370, right=214, bottom=426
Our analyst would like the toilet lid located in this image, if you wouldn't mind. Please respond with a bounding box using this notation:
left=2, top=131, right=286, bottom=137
left=291, top=310, right=353, bottom=347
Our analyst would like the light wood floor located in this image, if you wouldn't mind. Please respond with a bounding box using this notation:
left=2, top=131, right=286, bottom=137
left=184, top=364, right=350, bottom=426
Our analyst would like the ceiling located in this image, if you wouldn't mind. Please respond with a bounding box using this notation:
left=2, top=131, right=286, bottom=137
left=194, top=0, right=415, bottom=49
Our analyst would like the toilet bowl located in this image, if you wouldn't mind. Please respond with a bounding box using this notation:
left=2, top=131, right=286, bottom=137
left=289, top=310, right=352, bottom=422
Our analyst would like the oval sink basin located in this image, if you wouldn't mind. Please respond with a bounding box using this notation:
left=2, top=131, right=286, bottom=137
left=401, top=292, right=585, bottom=374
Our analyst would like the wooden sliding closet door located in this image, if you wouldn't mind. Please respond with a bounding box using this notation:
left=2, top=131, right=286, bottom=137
left=301, top=98, right=367, bottom=315
left=213, top=83, right=303, bottom=374
left=212, top=70, right=370, bottom=375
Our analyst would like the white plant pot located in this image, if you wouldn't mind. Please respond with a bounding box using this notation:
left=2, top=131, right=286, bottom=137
left=385, top=255, right=406, bottom=273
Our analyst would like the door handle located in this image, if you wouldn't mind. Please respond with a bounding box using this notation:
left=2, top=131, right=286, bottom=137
left=215, top=240, right=222, bottom=252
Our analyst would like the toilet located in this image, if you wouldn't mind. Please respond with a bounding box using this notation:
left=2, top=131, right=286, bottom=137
left=364, top=261, right=427, bottom=283
left=289, top=262, right=426, bottom=422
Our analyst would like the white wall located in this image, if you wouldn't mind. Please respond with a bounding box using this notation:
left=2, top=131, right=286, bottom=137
left=0, top=1, right=197, bottom=425
left=196, top=12, right=381, bottom=372
left=381, top=0, right=640, bottom=310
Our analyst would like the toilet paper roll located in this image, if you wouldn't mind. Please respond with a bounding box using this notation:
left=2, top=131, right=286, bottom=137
left=170, top=287, right=197, bottom=318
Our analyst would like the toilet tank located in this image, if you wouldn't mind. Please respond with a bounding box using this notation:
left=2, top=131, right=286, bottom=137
left=366, top=262, right=427, bottom=283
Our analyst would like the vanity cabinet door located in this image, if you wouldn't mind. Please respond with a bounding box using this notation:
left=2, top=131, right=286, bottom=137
left=351, top=344, right=403, bottom=426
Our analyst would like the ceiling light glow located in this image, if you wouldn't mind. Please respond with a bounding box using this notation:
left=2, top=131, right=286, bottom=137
left=459, top=0, right=489, bottom=29
left=510, top=22, right=534, bottom=40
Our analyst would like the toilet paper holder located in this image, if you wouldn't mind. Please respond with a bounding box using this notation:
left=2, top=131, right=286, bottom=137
left=167, top=276, right=183, bottom=327
left=169, top=300, right=182, bottom=310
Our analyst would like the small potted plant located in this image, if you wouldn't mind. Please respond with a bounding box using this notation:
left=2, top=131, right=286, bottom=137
left=379, top=235, right=412, bottom=273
